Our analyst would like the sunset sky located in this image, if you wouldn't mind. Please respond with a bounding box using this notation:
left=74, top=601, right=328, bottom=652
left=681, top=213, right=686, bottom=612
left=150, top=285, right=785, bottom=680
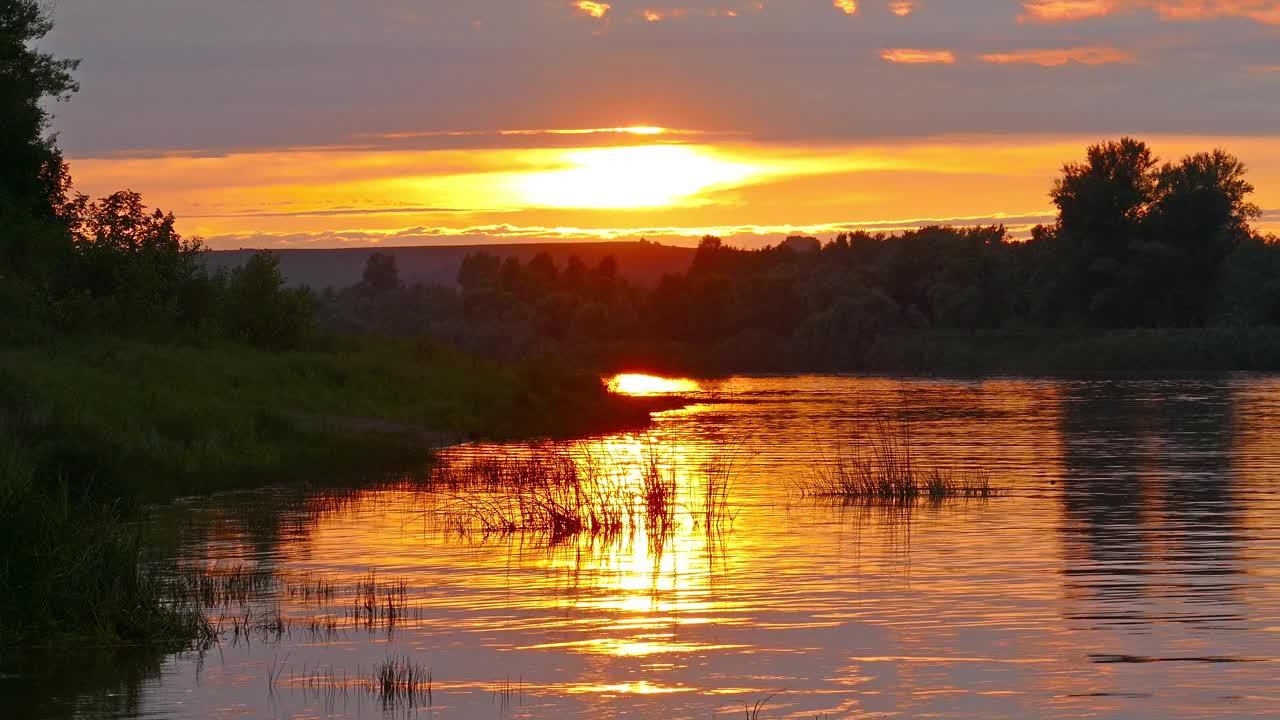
left=43, top=0, right=1280, bottom=249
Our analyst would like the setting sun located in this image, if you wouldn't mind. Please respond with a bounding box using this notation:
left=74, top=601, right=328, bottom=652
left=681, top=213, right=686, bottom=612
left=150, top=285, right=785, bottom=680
left=512, top=145, right=766, bottom=209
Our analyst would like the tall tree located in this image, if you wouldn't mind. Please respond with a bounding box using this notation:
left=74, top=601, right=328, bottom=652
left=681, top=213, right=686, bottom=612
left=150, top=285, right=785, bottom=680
left=1050, top=137, right=1158, bottom=325
left=358, top=252, right=401, bottom=296
left=1145, top=150, right=1260, bottom=324
left=0, top=0, right=80, bottom=273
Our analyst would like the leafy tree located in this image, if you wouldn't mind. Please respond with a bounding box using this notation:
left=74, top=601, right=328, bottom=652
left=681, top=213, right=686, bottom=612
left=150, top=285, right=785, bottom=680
left=222, top=251, right=313, bottom=348
left=457, top=251, right=500, bottom=291
left=358, top=252, right=400, bottom=296
left=1050, top=137, right=1158, bottom=325
left=65, top=190, right=205, bottom=314
left=1144, top=150, right=1260, bottom=324
left=0, top=0, right=80, bottom=275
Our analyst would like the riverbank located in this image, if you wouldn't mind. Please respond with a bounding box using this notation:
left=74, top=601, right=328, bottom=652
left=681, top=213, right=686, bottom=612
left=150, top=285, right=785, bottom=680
left=0, top=336, right=663, bottom=646
left=864, top=326, right=1280, bottom=374
left=569, top=326, right=1280, bottom=376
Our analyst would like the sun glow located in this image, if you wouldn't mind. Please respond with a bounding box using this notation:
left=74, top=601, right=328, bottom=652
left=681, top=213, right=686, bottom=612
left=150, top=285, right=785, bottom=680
left=609, top=374, right=701, bottom=396
left=513, top=145, right=766, bottom=209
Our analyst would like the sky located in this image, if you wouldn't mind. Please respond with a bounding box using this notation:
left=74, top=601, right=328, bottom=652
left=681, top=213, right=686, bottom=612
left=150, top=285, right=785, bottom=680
left=41, top=0, right=1280, bottom=249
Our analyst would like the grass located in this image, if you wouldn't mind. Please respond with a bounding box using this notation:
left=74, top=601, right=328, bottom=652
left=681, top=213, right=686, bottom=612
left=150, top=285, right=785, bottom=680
left=372, top=654, right=432, bottom=707
left=803, top=418, right=996, bottom=503
left=0, top=334, right=662, bottom=647
left=353, top=571, right=409, bottom=629
left=0, top=438, right=216, bottom=647
left=428, top=441, right=742, bottom=548
left=433, top=447, right=643, bottom=544
left=0, top=335, right=658, bottom=503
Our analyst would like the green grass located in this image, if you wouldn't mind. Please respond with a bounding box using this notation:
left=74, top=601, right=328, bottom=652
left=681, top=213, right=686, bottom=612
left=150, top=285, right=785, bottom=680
left=0, top=336, right=654, bottom=502
left=0, top=335, right=658, bottom=646
left=0, top=440, right=214, bottom=646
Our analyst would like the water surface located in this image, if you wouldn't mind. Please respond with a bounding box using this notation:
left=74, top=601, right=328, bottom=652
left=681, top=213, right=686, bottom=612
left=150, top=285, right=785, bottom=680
left=9, top=374, right=1280, bottom=719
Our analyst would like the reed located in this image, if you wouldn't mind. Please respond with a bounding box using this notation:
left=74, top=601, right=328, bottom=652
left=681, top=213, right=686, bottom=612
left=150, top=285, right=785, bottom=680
left=432, top=445, right=672, bottom=545
left=0, top=441, right=216, bottom=646
left=804, top=418, right=997, bottom=503
left=372, top=654, right=432, bottom=706
left=354, top=571, right=409, bottom=629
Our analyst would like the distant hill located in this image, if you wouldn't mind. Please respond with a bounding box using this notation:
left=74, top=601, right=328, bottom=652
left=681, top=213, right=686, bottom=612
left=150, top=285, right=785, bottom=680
left=205, top=241, right=696, bottom=290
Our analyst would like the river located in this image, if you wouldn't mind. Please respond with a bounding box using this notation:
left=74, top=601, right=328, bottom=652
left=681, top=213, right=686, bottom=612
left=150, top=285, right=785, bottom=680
left=11, top=374, right=1280, bottom=719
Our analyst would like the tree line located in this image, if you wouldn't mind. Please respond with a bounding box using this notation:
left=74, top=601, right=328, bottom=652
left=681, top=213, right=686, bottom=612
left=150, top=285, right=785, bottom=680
left=5, top=0, right=1277, bottom=370
left=320, top=137, right=1278, bottom=371
left=1, top=1, right=312, bottom=347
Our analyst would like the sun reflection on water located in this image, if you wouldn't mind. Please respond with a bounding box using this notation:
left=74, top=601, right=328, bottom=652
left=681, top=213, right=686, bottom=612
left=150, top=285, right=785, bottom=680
left=608, top=373, right=701, bottom=396
left=131, top=375, right=1280, bottom=720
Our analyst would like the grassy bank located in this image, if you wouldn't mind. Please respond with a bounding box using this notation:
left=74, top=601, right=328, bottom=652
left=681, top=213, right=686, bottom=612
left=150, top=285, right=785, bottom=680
left=0, top=336, right=658, bottom=501
left=0, top=336, right=659, bottom=645
left=0, top=442, right=211, bottom=646
left=567, top=326, right=1280, bottom=376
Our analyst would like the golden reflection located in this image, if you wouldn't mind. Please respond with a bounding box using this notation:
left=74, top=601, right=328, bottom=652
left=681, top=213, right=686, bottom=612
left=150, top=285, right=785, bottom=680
left=562, top=681, right=693, bottom=695
left=161, top=376, right=1280, bottom=719
left=608, top=373, right=700, bottom=396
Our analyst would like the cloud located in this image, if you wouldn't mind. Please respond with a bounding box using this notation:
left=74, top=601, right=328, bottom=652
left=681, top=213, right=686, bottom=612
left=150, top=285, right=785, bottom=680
left=1019, top=0, right=1119, bottom=22
left=1020, top=0, right=1280, bottom=24
left=44, top=0, right=1280, bottom=156
left=574, top=1, right=612, bottom=18
left=979, top=46, right=1138, bottom=66
left=889, top=1, right=917, bottom=16
left=200, top=210, right=1062, bottom=250
left=880, top=48, right=957, bottom=64
left=833, top=0, right=859, bottom=14
left=1153, top=0, right=1280, bottom=23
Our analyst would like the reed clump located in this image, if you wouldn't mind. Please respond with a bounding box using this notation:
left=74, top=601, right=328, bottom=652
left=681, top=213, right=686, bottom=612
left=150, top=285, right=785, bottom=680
left=434, top=448, right=639, bottom=544
left=372, top=654, right=432, bottom=706
left=354, top=571, right=409, bottom=629
left=428, top=443, right=713, bottom=547
left=804, top=418, right=997, bottom=503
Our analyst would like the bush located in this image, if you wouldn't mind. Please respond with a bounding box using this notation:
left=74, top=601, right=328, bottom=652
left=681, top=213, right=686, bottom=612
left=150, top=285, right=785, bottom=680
left=220, top=250, right=315, bottom=348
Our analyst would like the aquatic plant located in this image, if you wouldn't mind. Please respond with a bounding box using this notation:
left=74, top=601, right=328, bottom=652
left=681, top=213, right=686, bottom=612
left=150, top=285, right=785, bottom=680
left=354, top=571, right=409, bottom=629
left=431, top=446, right=665, bottom=544
left=803, top=418, right=996, bottom=503
left=427, top=439, right=746, bottom=553
left=372, top=654, right=432, bottom=707
left=745, top=692, right=780, bottom=719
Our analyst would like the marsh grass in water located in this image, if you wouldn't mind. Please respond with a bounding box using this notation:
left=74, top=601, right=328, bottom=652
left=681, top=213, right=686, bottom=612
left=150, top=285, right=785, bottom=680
left=429, top=446, right=670, bottom=544
left=373, top=654, right=433, bottom=707
left=0, top=440, right=214, bottom=647
left=426, top=440, right=746, bottom=548
left=354, top=571, right=409, bottom=629
left=803, top=418, right=997, bottom=503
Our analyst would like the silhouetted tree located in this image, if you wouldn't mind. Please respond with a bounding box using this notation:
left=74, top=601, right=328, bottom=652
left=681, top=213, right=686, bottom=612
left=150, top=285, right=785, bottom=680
left=457, top=251, right=500, bottom=291
left=222, top=251, right=314, bottom=348
left=358, top=252, right=400, bottom=296
left=1144, top=150, right=1260, bottom=324
left=1050, top=137, right=1158, bottom=325
left=0, top=0, right=80, bottom=277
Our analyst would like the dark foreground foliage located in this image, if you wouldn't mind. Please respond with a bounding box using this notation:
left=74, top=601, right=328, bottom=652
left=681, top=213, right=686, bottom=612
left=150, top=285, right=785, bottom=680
left=0, top=441, right=210, bottom=645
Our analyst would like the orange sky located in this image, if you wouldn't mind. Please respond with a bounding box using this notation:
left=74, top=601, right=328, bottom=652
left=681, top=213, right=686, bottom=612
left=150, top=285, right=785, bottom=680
left=66, top=133, right=1280, bottom=248
left=45, top=0, right=1280, bottom=248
